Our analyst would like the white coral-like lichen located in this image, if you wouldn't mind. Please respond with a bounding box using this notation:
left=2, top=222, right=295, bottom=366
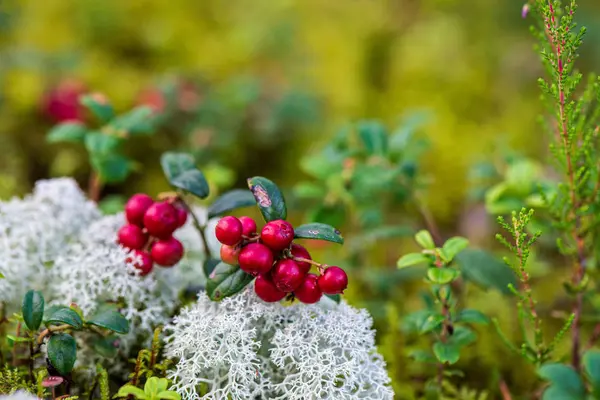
left=0, top=391, right=39, bottom=400
left=165, top=290, right=393, bottom=400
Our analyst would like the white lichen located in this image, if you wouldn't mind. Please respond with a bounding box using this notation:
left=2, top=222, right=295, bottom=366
left=165, top=290, right=393, bottom=400
left=0, top=391, right=39, bottom=400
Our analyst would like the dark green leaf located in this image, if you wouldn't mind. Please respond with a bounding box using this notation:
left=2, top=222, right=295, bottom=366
left=92, top=335, right=119, bottom=358
left=45, top=307, right=83, bottom=329
left=448, top=326, right=477, bottom=347
left=206, top=262, right=254, bottom=301
left=87, top=310, right=129, bottom=334
left=22, top=290, right=44, bottom=331
left=456, top=309, right=490, bottom=325
left=433, top=342, right=460, bottom=365
left=111, top=106, right=155, bottom=135
left=583, top=351, right=600, bottom=395
left=398, top=253, right=430, bottom=269
left=294, top=223, right=344, bottom=244
left=325, top=294, right=341, bottom=304
left=357, top=121, right=388, bottom=155
left=427, top=267, right=460, bottom=285
left=84, top=132, right=122, bottom=155
left=541, top=386, right=580, bottom=400
left=161, top=152, right=209, bottom=199
left=247, top=176, right=287, bottom=222
left=47, top=333, right=77, bottom=376
left=207, top=189, right=256, bottom=219
left=420, top=314, right=444, bottom=334
left=538, top=363, right=585, bottom=399
left=408, top=349, right=436, bottom=363
left=90, top=153, right=132, bottom=183
left=456, top=249, right=517, bottom=294
left=203, top=258, right=221, bottom=278
left=80, top=93, right=115, bottom=122
left=47, top=121, right=87, bottom=144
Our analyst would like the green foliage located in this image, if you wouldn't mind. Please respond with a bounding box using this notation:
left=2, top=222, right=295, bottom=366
left=293, top=222, right=344, bottom=244
left=21, top=290, right=44, bottom=332
left=0, top=366, right=35, bottom=395
left=116, top=377, right=180, bottom=400
left=161, top=152, right=209, bottom=199
left=247, top=176, right=287, bottom=222
left=206, top=262, right=255, bottom=302
left=47, top=333, right=77, bottom=376
left=87, top=310, right=130, bottom=334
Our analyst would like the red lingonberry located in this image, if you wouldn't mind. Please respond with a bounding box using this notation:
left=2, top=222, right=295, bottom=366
left=254, top=273, right=286, bottom=303
left=317, top=266, right=348, bottom=294
left=174, top=203, right=188, bottom=227
left=127, top=250, right=153, bottom=276
left=151, top=237, right=184, bottom=267
left=293, top=274, right=322, bottom=304
left=143, top=202, right=179, bottom=239
left=125, top=194, right=155, bottom=227
left=290, top=243, right=312, bottom=274
left=215, top=216, right=243, bottom=245
left=117, top=224, right=148, bottom=250
left=220, top=244, right=241, bottom=265
left=272, top=259, right=305, bottom=292
left=238, top=243, right=274, bottom=275
left=260, top=220, right=294, bottom=251
left=239, top=216, right=257, bottom=237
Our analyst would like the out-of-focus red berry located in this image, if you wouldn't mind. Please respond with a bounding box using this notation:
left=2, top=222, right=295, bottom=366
left=239, top=216, right=257, bottom=237
left=125, top=194, right=155, bottom=227
left=117, top=224, right=148, bottom=250
left=143, top=202, right=179, bottom=239
left=290, top=243, right=312, bottom=274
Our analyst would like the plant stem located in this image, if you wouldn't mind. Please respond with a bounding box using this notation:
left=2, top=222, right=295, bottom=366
left=12, top=322, right=21, bottom=367
left=180, top=198, right=212, bottom=260
left=87, top=171, right=102, bottom=203
left=37, top=324, right=72, bottom=346
left=28, top=339, right=34, bottom=382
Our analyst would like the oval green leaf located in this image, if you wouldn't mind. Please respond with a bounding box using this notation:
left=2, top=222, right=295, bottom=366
left=397, top=253, right=430, bottom=269
left=538, top=363, right=585, bottom=398
left=116, top=384, right=147, bottom=399
left=247, top=176, right=287, bottom=222
left=90, top=153, right=132, bottom=183
left=161, top=152, right=209, bottom=199
left=294, top=223, right=344, bottom=244
left=456, top=309, right=490, bottom=325
left=415, top=230, right=435, bottom=249
left=433, top=342, right=460, bottom=365
left=87, top=310, right=129, bottom=334
left=84, top=132, right=123, bottom=155
left=357, top=121, right=388, bottom=156
left=584, top=350, right=600, bottom=395
left=427, top=267, right=460, bottom=285
left=203, top=258, right=221, bottom=278
left=47, top=121, right=88, bottom=144
left=110, top=106, right=155, bottom=135
left=441, top=236, right=469, bottom=262
left=207, top=189, right=256, bottom=219
left=456, top=249, right=517, bottom=295
left=80, top=94, right=115, bottom=122
left=22, top=290, right=45, bottom=331
left=92, top=335, right=119, bottom=358
left=206, top=262, right=254, bottom=301
left=45, top=307, right=83, bottom=330
left=47, top=333, right=77, bottom=376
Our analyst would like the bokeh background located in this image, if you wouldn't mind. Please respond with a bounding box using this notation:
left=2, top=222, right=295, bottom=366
left=2, top=0, right=600, bottom=397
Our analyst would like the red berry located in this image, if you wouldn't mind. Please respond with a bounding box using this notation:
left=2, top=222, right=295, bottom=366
left=215, top=216, right=243, bottom=245
left=220, top=244, right=241, bottom=265
left=239, top=216, right=257, bottom=237
left=174, top=203, right=188, bottom=227
left=260, top=220, right=294, bottom=251
left=293, top=274, right=322, bottom=304
left=290, top=243, right=312, bottom=274
left=254, top=273, right=286, bottom=303
left=127, top=250, right=153, bottom=276
left=272, top=259, right=305, bottom=292
left=125, top=194, right=155, bottom=227
left=317, top=266, right=348, bottom=294
left=143, top=202, right=179, bottom=239
left=117, top=224, right=148, bottom=250
left=151, top=237, right=184, bottom=267
left=238, top=243, right=274, bottom=275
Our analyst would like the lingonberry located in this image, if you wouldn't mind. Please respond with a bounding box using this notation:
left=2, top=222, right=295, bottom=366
left=143, top=201, right=179, bottom=239
left=117, top=224, right=148, bottom=250
left=261, top=220, right=294, bottom=251
left=239, top=216, right=257, bottom=237
left=254, top=273, right=286, bottom=303
left=220, top=244, right=241, bottom=265
left=174, top=203, right=188, bottom=227
left=290, top=243, right=312, bottom=274
left=272, top=259, right=305, bottom=292
left=125, top=194, right=155, bottom=227
left=127, top=250, right=154, bottom=276
left=215, top=216, right=243, bottom=245
left=238, top=243, right=274, bottom=275
left=317, top=266, right=348, bottom=294
left=293, top=273, right=322, bottom=304
left=151, top=237, right=184, bottom=267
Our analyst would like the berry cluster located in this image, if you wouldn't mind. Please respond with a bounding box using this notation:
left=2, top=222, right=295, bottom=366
left=215, top=216, right=348, bottom=304
left=118, top=194, right=187, bottom=276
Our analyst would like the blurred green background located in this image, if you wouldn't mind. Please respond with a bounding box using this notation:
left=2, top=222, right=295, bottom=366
left=2, top=0, right=600, bottom=397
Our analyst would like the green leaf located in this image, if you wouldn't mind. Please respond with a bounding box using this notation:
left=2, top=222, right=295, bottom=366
left=116, top=384, right=147, bottom=399
left=583, top=350, right=600, bottom=395
left=45, top=307, right=83, bottom=329
left=397, top=253, right=430, bottom=269
left=22, top=290, right=45, bottom=331
left=0, top=271, right=4, bottom=279
left=294, top=223, right=344, bottom=244
left=247, top=176, right=287, bottom=222
left=433, top=342, right=460, bottom=365
left=47, top=333, right=77, bottom=376
left=206, top=262, right=254, bottom=301
left=441, top=236, right=469, bottom=262
left=448, top=326, right=477, bottom=347
left=161, top=152, right=209, bottom=199
left=157, top=391, right=181, bottom=400
left=456, top=249, right=517, bottom=295
left=357, top=121, right=388, bottom=155
left=207, top=189, right=256, bottom=219
left=427, top=267, right=460, bottom=285
left=415, top=230, right=435, bottom=249
left=91, top=335, right=119, bottom=358
left=420, top=314, right=444, bottom=334
left=538, top=363, right=585, bottom=399
left=111, top=106, right=155, bottom=135
left=541, top=386, right=580, bottom=400
left=6, top=335, right=32, bottom=344
left=408, top=349, right=436, bottom=363
left=325, top=294, right=341, bottom=304
left=80, top=93, right=115, bottom=122
left=84, top=132, right=122, bottom=155
left=456, top=309, right=490, bottom=325
left=47, top=121, right=88, bottom=143
left=203, top=258, right=221, bottom=278
left=98, top=195, right=127, bottom=215
left=90, top=153, right=132, bottom=183
left=87, top=310, right=129, bottom=334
